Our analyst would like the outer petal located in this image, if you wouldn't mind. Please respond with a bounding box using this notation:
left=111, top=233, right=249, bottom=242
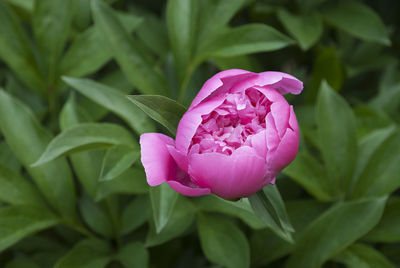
left=166, top=145, right=188, bottom=173
left=267, top=106, right=300, bottom=178
left=232, top=71, right=303, bottom=95
left=189, top=69, right=253, bottom=109
left=188, top=147, right=268, bottom=199
left=140, top=133, right=177, bottom=186
left=167, top=181, right=211, bottom=197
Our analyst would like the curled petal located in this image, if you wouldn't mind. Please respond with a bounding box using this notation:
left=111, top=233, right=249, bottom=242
left=140, top=133, right=177, bottom=186
left=167, top=181, right=211, bottom=197
left=267, top=107, right=299, bottom=178
left=166, top=145, right=188, bottom=173
left=188, top=147, right=268, bottom=199
left=189, top=69, right=253, bottom=109
left=232, top=72, right=303, bottom=95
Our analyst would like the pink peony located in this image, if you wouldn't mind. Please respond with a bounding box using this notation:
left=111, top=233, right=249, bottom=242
left=140, top=69, right=303, bottom=199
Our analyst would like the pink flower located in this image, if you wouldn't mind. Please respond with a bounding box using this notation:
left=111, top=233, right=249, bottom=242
left=140, top=69, right=303, bottom=199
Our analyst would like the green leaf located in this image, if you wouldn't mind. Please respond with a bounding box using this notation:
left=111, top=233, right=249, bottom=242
left=126, top=95, right=187, bottom=136
left=146, top=195, right=194, bottom=247
left=100, top=145, right=139, bottom=182
left=352, top=129, right=400, bottom=198
left=0, top=164, right=44, bottom=206
left=248, top=185, right=294, bottom=243
left=0, top=205, right=58, bottom=252
left=4, top=0, right=34, bottom=12
left=32, top=123, right=136, bottom=166
left=197, top=24, right=293, bottom=59
left=121, top=195, right=150, bottom=235
left=306, top=47, right=343, bottom=101
left=251, top=200, right=329, bottom=267
left=79, top=196, right=113, bottom=238
left=91, top=0, right=167, bottom=95
left=316, top=81, right=357, bottom=196
left=54, top=239, right=111, bottom=268
left=0, top=2, right=44, bottom=93
left=197, top=213, right=250, bottom=268
left=5, top=258, right=41, bottom=268
left=322, top=1, right=390, bottom=45
left=96, top=167, right=148, bottom=201
left=283, top=150, right=332, bottom=201
left=150, top=182, right=179, bottom=233
left=60, top=12, right=143, bottom=77
left=59, top=94, right=103, bottom=199
left=365, top=198, right=400, bottom=243
left=63, top=77, right=155, bottom=134
left=277, top=9, right=322, bottom=50
left=33, top=0, right=73, bottom=84
left=117, top=242, right=149, bottom=268
left=0, top=141, right=21, bottom=173
left=166, top=0, right=198, bottom=82
left=334, top=243, right=395, bottom=268
left=0, top=90, right=76, bottom=220
left=194, top=195, right=266, bottom=229
left=286, top=197, right=387, bottom=268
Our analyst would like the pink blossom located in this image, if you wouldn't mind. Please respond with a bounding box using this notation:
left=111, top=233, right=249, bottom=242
left=140, top=69, right=303, bottom=199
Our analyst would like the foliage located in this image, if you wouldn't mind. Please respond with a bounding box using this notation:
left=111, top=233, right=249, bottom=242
left=0, top=0, right=399, bottom=267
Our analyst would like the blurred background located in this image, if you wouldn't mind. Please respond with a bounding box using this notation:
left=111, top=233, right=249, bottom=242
left=0, top=0, right=399, bottom=267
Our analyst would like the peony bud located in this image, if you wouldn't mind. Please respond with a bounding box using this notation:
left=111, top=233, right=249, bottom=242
left=140, top=69, right=303, bottom=199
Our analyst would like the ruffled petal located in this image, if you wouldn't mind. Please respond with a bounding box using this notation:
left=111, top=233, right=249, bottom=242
left=176, top=96, right=226, bottom=154
left=167, top=181, right=211, bottom=197
left=188, top=147, right=268, bottom=199
left=140, top=133, right=177, bottom=186
left=231, top=72, right=303, bottom=95
left=189, top=69, right=253, bottom=109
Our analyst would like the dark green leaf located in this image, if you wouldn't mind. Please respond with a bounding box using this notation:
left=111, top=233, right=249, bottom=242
left=352, top=129, right=400, bottom=198
left=150, top=182, right=179, bottom=233
left=32, top=123, right=136, bottom=166
left=194, top=195, right=266, bottom=229
left=283, top=150, right=332, bottom=201
left=0, top=90, right=76, bottom=221
left=96, top=167, right=148, bottom=201
left=316, top=81, right=357, bottom=196
left=121, top=195, right=150, bottom=235
left=0, top=205, right=58, bottom=252
left=91, top=0, right=167, bottom=95
left=54, top=239, right=111, bottom=268
left=0, top=164, right=44, bottom=206
left=79, top=196, right=113, bottom=238
left=334, top=243, right=395, bottom=268
left=60, top=12, right=143, bottom=77
left=33, top=0, right=73, bottom=84
left=0, top=141, right=21, bottom=173
left=63, top=77, right=155, bottom=134
left=117, top=242, right=149, bottom=268
left=146, top=196, right=195, bottom=247
left=197, top=213, right=250, bottom=268
left=5, top=258, right=41, bottom=268
left=322, top=1, right=390, bottom=45
left=126, top=95, right=187, bottom=136
left=365, top=198, right=400, bottom=243
left=197, top=24, right=293, bottom=60
left=0, top=2, right=44, bottom=93
left=100, top=144, right=139, bottom=181
left=277, top=9, right=322, bottom=50
left=248, top=185, right=294, bottom=243
left=286, top=197, right=387, bottom=268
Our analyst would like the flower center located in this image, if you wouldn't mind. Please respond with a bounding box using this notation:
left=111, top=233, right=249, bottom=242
left=190, top=88, right=271, bottom=155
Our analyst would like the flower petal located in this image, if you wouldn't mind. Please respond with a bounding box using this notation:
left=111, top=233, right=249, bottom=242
left=232, top=71, right=303, bottom=95
left=176, top=96, right=225, bottom=154
left=166, top=181, right=211, bottom=197
left=166, top=145, right=188, bottom=173
left=189, top=69, right=253, bottom=109
left=188, top=147, right=268, bottom=199
left=140, top=133, right=177, bottom=186
left=267, top=107, right=299, bottom=178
